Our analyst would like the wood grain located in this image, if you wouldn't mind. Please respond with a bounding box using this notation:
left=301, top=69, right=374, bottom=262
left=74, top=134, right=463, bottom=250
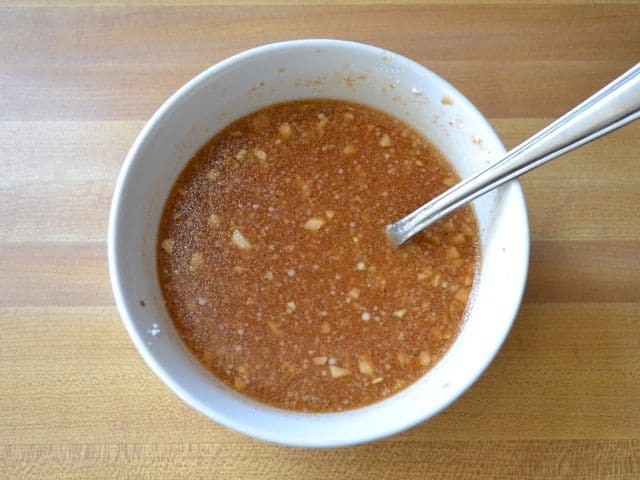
left=3, top=5, right=638, bottom=64
left=2, top=304, right=638, bottom=443
left=1, top=1, right=639, bottom=478
left=2, top=441, right=640, bottom=480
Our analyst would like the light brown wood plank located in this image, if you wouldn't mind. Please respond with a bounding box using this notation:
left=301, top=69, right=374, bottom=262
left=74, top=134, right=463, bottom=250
left=1, top=241, right=638, bottom=306
left=0, top=121, right=140, bottom=186
left=3, top=61, right=637, bottom=121
left=3, top=62, right=639, bottom=121
left=523, top=181, right=640, bottom=242
left=2, top=120, right=639, bottom=244
left=1, top=304, right=638, bottom=446
left=524, top=241, right=640, bottom=303
left=1, top=64, right=199, bottom=121
left=6, top=0, right=640, bottom=6
left=1, top=440, right=639, bottom=480
left=2, top=5, right=638, bottom=65
left=1, top=183, right=113, bottom=244
left=493, top=118, right=640, bottom=181
left=4, top=176, right=638, bottom=244
left=0, top=245, right=111, bottom=307
left=0, top=121, right=138, bottom=243
left=4, top=119, right=639, bottom=185
left=507, top=119, right=640, bottom=242
left=1, top=4, right=639, bottom=123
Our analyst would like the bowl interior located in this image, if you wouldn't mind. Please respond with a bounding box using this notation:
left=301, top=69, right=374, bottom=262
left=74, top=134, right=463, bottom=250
left=109, top=40, right=528, bottom=447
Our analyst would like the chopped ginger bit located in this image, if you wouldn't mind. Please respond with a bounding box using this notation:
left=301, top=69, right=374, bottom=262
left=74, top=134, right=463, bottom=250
left=455, top=287, right=470, bottom=303
left=317, top=118, right=328, bottom=130
left=348, top=288, right=361, bottom=299
left=325, top=209, right=335, bottom=219
left=189, top=252, right=203, bottom=269
left=358, top=358, right=375, bottom=377
left=304, top=217, right=325, bottom=231
left=207, top=214, right=221, bottom=227
left=231, top=229, right=252, bottom=250
left=343, top=144, right=357, bottom=155
left=235, top=149, right=248, bottom=161
left=313, top=356, right=328, bottom=366
left=207, top=169, right=219, bottom=181
left=286, top=301, right=296, bottom=314
left=446, top=246, right=461, bottom=259
left=392, top=309, right=407, bottom=318
left=267, top=321, right=281, bottom=336
left=329, top=365, right=351, bottom=378
left=161, top=238, right=174, bottom=254
left=419, top=351, right=431, bottom=367
left=320, top=322, right=331, bottom=334
left=233, top=378, right=246, bottom=390
left=371, top=377, right=384, bottom=384
left=254, top=149, right=267, bottom=161
left=343, top=112, right=355, bottom=121
left=450, top=233, right=466, bottom=245
left=397, top=352, right=410, bottom=366
left=278, top=122, right=292, bottom=138
left=251, top=112, right=270, bottom=132
left=444, top=220, right=456, bottom=233
left=356, top=262, right=366, bottom=271
left=379, top=134, right=392, bottom=147
left=442, top=177, right=456, bottom=187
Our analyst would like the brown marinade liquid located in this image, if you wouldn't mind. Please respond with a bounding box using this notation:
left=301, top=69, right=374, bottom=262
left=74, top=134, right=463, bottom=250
left=157, top=99, right=479, bottom=412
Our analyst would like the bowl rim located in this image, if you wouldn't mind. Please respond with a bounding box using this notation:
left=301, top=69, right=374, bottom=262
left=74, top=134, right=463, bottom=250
left=108, top=38, right=530, bottom=447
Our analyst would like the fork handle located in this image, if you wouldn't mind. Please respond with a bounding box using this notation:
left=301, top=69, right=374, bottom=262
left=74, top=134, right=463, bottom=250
left=387, top=62, right=640, bottom=245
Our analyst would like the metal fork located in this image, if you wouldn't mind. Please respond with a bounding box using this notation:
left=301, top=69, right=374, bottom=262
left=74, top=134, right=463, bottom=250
left=387, top=62, right=640, bottom=246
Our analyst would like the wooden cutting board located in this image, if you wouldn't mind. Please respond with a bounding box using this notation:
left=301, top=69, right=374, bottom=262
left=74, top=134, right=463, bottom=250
left=1, top=1, right=639, bottom=478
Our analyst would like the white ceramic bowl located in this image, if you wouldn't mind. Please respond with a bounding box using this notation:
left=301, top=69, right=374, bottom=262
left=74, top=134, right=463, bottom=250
left=109, top=39, right=529, bottom=447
